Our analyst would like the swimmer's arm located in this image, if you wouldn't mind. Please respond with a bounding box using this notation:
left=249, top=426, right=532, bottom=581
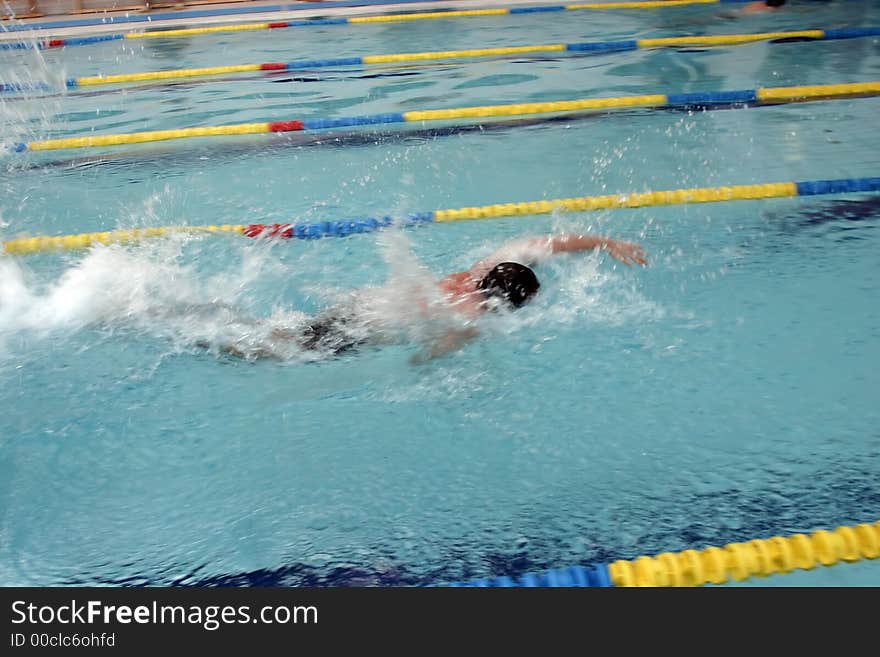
left=471, top=235, right=647, bottom=275
left=545, top=235, right=648, bottom=266
left=410, top=326, right=480, bottom=364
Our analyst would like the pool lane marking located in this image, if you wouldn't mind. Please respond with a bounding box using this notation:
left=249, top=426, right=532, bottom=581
left=4, top=176, right=879, bottom=255
left=11, top=81, right=880, bottom=153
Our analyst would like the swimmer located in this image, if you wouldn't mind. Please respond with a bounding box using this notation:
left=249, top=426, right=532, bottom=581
left=740, top=0, right=786, bottom=14
left=412, top=233, right=648, bottom=360
left=714, top=0, right=786, bottom=20
left=212, top=233, right=647, bottom=362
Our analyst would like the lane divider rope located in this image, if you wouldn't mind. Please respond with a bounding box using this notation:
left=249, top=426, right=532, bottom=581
left=10, top=81, right=880, bottom=153
left=4, top=176, right=878, bottom=256
left=26, top=28, right=877, bottom=91
left=0, top=0, right=756, bottom=49
left=445, top=520, right=880, bottom=587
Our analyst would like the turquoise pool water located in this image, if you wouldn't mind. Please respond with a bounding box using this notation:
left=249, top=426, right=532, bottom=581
left=1, top=1, right=879, bottom=586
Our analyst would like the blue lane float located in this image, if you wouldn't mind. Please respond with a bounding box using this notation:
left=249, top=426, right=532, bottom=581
left=447, top=565, right=613, bottom=587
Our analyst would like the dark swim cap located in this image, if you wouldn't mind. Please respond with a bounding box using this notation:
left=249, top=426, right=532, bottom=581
left=477, top=262, right=540, bottom=309
left=765, top=0, right=785, bottom=6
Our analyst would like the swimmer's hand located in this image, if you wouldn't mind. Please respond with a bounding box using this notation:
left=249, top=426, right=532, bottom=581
left=410, top=326, right=480, bottom=364
left=601, top=239, right=648, bottom=267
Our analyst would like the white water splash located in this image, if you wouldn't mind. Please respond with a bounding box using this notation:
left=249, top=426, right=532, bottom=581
left=0, top=41, right=67, bottom=154
left=0, top=226, right=447, bottom=361
left=0, top=235, right=298, bottom=357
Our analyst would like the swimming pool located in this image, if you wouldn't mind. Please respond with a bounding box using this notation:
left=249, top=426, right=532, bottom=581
left=1, top=0, right=878, bottom=586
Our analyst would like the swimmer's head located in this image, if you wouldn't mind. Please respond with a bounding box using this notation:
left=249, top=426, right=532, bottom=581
left=765, top=0, right=785, bottom=6
left=477, top=262, right=540, bottom=309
